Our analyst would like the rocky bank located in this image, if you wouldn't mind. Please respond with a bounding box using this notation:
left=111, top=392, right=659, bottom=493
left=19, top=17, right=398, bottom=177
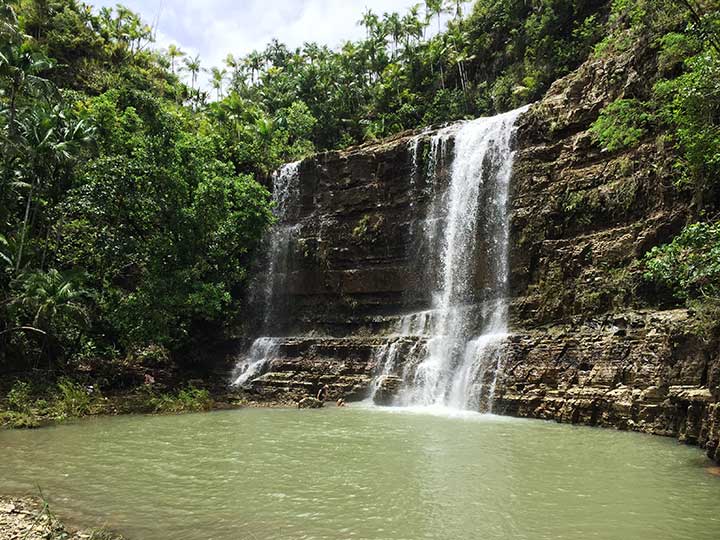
left=0, top=496, right=123, bottom=540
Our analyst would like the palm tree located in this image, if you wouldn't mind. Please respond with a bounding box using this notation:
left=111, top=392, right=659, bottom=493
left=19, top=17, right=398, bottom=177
left=359, top=8, right=379, bottom=40
left=209, top=66, right=227, bottom=99
left=244, top=51, right=264, bottom=84
left=451, top=0, right=467, bottom=20
left=167, top=44, right=185, bottom=74
left=182, top=54, right=202, bottom=92
left=384, top=12, right=404, bottom=59
left=7, top=269, right=91, bottom=361
left=427, top=36, right=447, bottom=89
left=14, top=104, right=95, bottom=273
left=425, top=0, right=445, bottom=34
left=0, top=42, right=53, bottom=138
left=225, top=53, right=243, bottom=89
left=15, top=269, right=90, bottom=334
left=403, top=6, right=424, bottom=51
left=265, top=38, right=289, bottom=68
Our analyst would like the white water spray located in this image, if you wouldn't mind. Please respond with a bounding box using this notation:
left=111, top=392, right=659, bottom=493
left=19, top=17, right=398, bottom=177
left=393, top=106, right=527, bottom=410
left=232, top=162, right=301, bottom=388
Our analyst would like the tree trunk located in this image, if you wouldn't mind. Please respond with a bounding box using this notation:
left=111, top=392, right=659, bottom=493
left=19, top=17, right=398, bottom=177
left=15, top=178, right=36, bottom=272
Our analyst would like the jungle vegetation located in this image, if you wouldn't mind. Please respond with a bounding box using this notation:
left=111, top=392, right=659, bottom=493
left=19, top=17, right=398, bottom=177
left=0, top=0, right=718, bottom=384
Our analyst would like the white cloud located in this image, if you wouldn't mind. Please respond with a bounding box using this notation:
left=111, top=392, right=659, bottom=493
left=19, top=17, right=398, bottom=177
left=91, top=0, right=424, bottom=90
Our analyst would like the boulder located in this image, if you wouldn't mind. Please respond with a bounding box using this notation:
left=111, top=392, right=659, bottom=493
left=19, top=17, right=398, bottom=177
left=373, top=375, right=402, bottom=406
left=297, top=396, right=324, bottom=409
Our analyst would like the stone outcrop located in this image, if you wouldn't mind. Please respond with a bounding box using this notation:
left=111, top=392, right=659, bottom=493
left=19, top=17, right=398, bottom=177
left=232, top=37, right=720, bottom=462
left=508, top=35, right=688, bottom=326
left=297, top=396, right=324, bottom=409
left=494, top=310, right=720, bottom=462
left=252, top=130, right=446, bottom=337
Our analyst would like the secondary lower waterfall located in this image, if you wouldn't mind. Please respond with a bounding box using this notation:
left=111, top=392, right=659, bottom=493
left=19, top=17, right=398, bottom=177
left=390, top=106, right=527, bottom=410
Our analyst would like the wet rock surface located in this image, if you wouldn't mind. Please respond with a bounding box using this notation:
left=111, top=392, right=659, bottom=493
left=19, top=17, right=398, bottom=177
left=494, top=310, right=720, bottom=462
left=373, top=375, right=403, bottom=406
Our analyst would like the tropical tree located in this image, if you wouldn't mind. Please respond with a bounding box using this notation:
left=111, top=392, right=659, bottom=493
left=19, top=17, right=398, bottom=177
left=183, top=54, right=202, bottom=92
left=167, top=44, right=185, bottom=74
left=0, top=38, right=53, bottom=138
left=209, top=67, right=227, bottom=99
left=384, top=12, right=404, bottom=58
left=425, top=0, right=446, bottom=34
left=244, top=51, right=264, bottom=84
left=13, top=103, right=95, bottom=273
left=14, top=269, right=89, bottom=332
left=7, top=268, right=91, bottom=362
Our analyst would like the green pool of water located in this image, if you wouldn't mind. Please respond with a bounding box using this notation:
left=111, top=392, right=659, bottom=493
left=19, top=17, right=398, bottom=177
left=1, top=406, right=718, bottom=540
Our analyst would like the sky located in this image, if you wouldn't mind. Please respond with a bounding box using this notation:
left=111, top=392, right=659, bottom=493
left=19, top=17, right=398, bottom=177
left=92, top=0, right=424, bottom=90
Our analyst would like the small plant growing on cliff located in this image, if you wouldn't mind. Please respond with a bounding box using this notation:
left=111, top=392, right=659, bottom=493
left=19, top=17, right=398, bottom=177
left=644, top=222, right=720, bottom=301
left=591, top=99, right=651, bottom=152
left=352, top=214, right=384, bottom=242
left=352, top=215, right=372, bottom=239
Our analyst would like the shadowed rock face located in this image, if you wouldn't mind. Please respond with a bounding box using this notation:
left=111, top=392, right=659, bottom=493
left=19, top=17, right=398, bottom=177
left=233, top=38, right=720, bottom=462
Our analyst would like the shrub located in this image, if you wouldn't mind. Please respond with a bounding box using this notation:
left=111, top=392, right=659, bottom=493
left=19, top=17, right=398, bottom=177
left=149, top=386, right=213, bottom=413
left=1, top=411, right=40, bottom=429
left=7, top=381, right=33, bottom=413
left=55, top=378, right=92, bottom=418
left=590, top=98, right=651, bottom=152
left=644, top=222, right=720, bottom=301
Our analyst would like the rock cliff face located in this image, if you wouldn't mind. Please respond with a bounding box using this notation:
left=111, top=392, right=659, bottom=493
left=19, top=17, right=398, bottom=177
left=236, top=39, right=720, bottom=462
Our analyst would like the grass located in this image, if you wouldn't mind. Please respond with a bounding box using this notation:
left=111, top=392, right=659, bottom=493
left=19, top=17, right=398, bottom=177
left=0, top=378, right=216, bottom=429
left=145, top=385, right=214, bottom=413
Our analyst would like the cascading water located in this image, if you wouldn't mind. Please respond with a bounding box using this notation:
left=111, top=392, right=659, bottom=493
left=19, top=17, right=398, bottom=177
left=376, top=106, right=528, bottom=411
left=231, top=337, right=282, bottom=387
left=259, top=161, right=301, bottom=331
left=232, top=161, right=301, bottom=388
left=235, top=108, right=526, bottom=405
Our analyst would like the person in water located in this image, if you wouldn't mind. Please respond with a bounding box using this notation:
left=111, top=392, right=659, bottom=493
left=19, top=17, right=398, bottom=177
left=336, top=398, right=346, bottom=407
left=316, top=384, right=329, bottom=401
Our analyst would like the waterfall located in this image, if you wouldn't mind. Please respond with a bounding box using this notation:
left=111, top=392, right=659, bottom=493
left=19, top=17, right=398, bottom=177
left=383, top=106, right=527, bottom=410
left=235, top=107, right=526, bottom=404
left=260, top=161, right=301, bottom=331
left=231, top=337, right=282, bottom=387
left=232, top=161, right=301, bottom=388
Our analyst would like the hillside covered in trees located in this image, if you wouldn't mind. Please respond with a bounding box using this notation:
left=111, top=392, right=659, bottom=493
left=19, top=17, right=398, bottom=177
left=0, top=0, right=719, bottom=418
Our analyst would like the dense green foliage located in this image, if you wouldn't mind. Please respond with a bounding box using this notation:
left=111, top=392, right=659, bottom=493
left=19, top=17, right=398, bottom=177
left=648, top=3, right=720, bottom=314
left=590, top=98, right=651, bottom=151
left=645, top=222, right=720, bottom=300
left=585, top=0, right=720, bottom=314
left=0, top=1, right=276, bottom=372
left=221, top=0, right=609, bottom=149
left=0, top=0, right=622, bottom=377
left=147, top=385, right=214, bottom=414
left=1, top=0, right=720, bottom=382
